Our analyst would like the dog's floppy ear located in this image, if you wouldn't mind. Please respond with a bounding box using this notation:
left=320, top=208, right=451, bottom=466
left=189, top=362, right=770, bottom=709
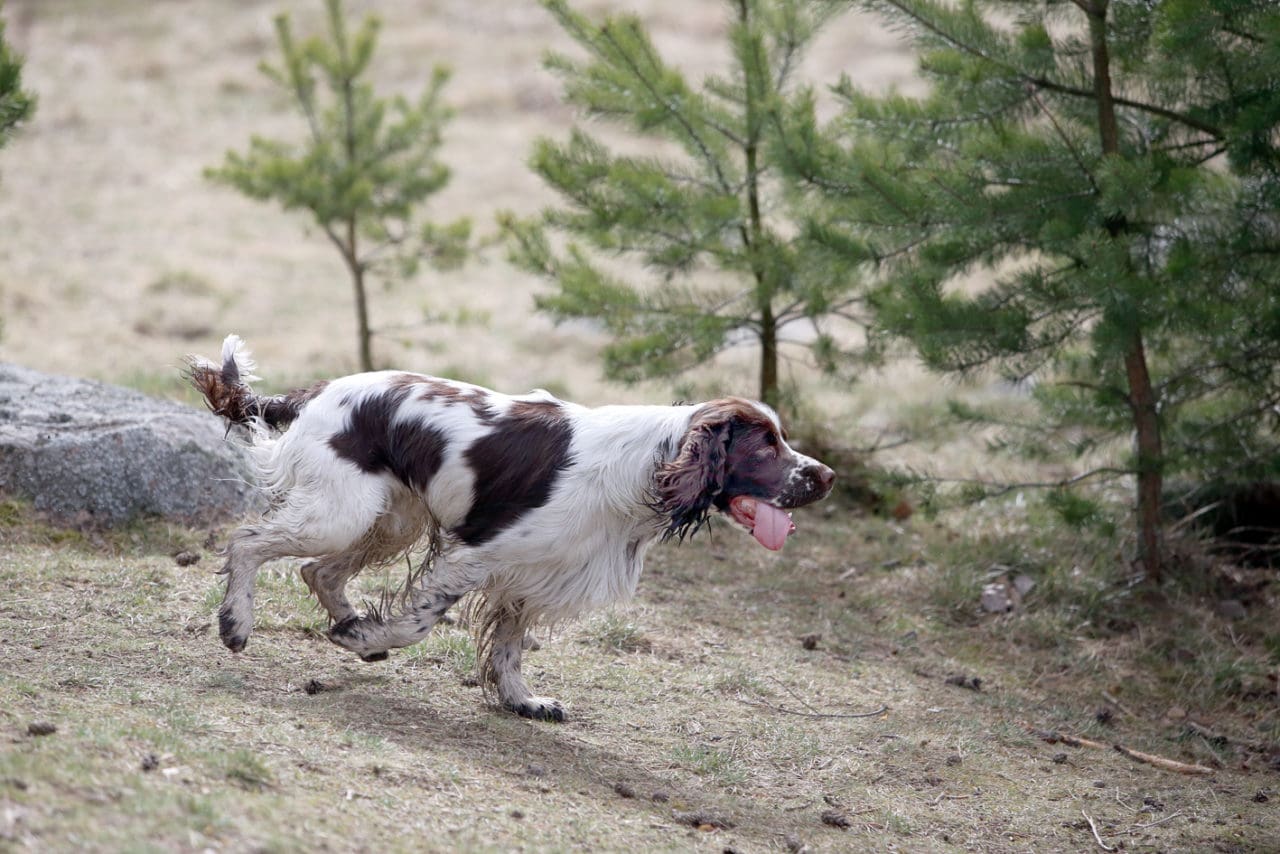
left=655, top=415, right=732, bottom=542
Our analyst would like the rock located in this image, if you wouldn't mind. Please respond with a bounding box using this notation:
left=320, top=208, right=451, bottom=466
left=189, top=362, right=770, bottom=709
left=0, top=363, right=263, bottom=527
left=980, top=581, right=1013, bottom=613
left=944, top=674, right=982, bottom=691
left=982, top=572, right=1034, bottom=614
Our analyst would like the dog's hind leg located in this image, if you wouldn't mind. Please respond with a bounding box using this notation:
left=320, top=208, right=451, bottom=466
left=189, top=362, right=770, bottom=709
left=301, top=491, right=430, bottom=629
left=327, top=549, right=487, bottom=661
left=481, top=603, right=565, bottom=722
left=219, top=474, right=390, bottom=653
left=299, top=551, right=366, bottom=628
left=217, top=524, right=304, bottom=653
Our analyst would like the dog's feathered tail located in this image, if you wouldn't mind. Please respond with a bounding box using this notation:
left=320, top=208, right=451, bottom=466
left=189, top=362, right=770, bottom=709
left=185, top=334, right=320, bottom=431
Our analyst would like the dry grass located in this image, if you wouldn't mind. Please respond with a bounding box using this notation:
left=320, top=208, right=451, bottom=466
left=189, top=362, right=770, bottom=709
left=2, top=498, right=1278, bottom=852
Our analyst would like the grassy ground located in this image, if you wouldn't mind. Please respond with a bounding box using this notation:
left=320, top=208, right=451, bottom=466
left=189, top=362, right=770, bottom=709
left=2, top=496, right=1276, bottom=852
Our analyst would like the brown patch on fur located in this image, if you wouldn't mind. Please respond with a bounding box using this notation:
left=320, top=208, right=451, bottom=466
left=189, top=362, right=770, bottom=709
left=255, top=381, right=329, bottom=429
left=416, top=378, right=498, bottom=424
left=184, top=354, right=326, bottom=430
left=451, top=400, right=574, bottom=546
left=327, top=385, right=449, bottom=493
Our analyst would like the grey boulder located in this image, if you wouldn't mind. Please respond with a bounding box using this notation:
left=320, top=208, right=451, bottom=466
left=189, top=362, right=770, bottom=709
left=0, top=363, right=262, bottom=527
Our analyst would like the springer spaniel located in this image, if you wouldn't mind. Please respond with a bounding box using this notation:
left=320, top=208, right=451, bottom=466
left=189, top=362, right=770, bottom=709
left=187, top=335, right=834, bottom=720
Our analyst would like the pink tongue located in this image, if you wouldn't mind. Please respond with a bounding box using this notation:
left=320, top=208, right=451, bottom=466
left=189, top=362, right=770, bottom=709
left=752, top=502, right=795, bottom=551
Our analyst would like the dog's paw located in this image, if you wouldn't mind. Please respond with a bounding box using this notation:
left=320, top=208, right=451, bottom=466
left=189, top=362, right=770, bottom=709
left=218, top=609, right=248, bottom=653
left=507, top=696, right=567, bottom=723
left=329, top=618, right=390, bottom=661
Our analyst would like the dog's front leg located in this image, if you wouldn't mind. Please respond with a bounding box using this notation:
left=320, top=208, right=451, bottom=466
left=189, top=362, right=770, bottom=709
left=485, top=608, right=565, bottom=722
left=327, top=553, right=486, bottom=661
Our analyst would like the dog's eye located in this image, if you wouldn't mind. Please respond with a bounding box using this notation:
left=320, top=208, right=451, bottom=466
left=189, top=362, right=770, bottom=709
left=764, top=432, right=777, bottom=447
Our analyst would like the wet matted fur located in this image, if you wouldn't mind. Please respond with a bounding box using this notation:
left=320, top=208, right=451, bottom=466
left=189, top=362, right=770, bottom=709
left=186, top=335, right=834, bottom=721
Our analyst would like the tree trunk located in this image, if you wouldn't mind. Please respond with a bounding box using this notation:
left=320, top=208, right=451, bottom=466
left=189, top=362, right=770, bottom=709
left=352, top=263, right=373, bottom=373
left=1088, top=0, right=1164, bottom=580
left=736, top=0, right=778, bottom=411
left=339, top=45, right=373, bottom=373
left=760, top=305, right=778, bottom=410
left=1124, top=334, right=1163, bottom=581
left=345, top=218, right=373, bottom=372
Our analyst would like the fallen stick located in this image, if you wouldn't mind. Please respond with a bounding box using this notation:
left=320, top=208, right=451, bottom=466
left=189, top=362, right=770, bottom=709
left=1082, top=810, right=1116, bottom=852
left=1026, top=725, right=1109, bottom=750
left=737, top=698, right=889, bottom=720
left=1113, top=745, right=1214, bottom=776
left=1026, top=723, right=1216, bottom=776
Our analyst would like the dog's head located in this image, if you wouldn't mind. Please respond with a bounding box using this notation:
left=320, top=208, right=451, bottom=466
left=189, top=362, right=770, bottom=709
left=656, top=398, right=835, bottom=549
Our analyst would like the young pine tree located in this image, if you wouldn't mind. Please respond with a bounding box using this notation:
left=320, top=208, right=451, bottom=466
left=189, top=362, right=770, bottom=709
left=207, top=0, right=469, bottom=372
left=785, top=0, right=1280, bottom=580
left=0, top=2, right=35, bottom=340
left=504, top=0, right=865, bottom=414
left=0, top=4, right=34, bottom=150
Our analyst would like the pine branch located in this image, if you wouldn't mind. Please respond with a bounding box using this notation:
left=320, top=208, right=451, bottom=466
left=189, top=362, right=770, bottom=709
left=917, top=466, right=1132, bottom=498
left=594, top=20, right=736, bottom=196
left=1026, top=84, right=1099, bottom=192
left=869, top=0, right=1225, bottom=138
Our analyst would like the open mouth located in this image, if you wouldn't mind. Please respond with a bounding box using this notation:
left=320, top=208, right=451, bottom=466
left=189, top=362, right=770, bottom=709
left=728, top=495, right=796, bottom=551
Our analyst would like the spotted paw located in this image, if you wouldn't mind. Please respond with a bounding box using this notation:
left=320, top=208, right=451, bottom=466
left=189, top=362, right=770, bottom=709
left=507, top=697, right=567, bottom=723
left=329, top=618, right=390, bottom=662
left=218, top=610, right=247, bottom=653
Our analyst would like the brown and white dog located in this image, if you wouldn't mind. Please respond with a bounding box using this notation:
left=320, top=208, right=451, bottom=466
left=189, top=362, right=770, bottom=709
left=187, top=335, right=834, bottom=720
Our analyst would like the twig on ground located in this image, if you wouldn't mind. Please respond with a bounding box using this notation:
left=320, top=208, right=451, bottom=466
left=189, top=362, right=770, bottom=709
left=1113, top=745, right=1215, bottom=776
left=738, top=697, right=889, bottom=719
left=1026, top=725, right=1110, bottom=750
left=1082, top=810, right=1116, bottom=851
left=1133, top=811, right=1183, bottom=830
left=1101, top=691, right=1137, bottom=718
left=768, top=675, right=825, bottom=714
left=1027, top=723, right=1216, bottom=775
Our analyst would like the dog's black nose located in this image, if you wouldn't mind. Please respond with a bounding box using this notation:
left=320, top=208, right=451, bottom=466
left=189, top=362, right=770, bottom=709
left=815, top=464, right=835, bottom=492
